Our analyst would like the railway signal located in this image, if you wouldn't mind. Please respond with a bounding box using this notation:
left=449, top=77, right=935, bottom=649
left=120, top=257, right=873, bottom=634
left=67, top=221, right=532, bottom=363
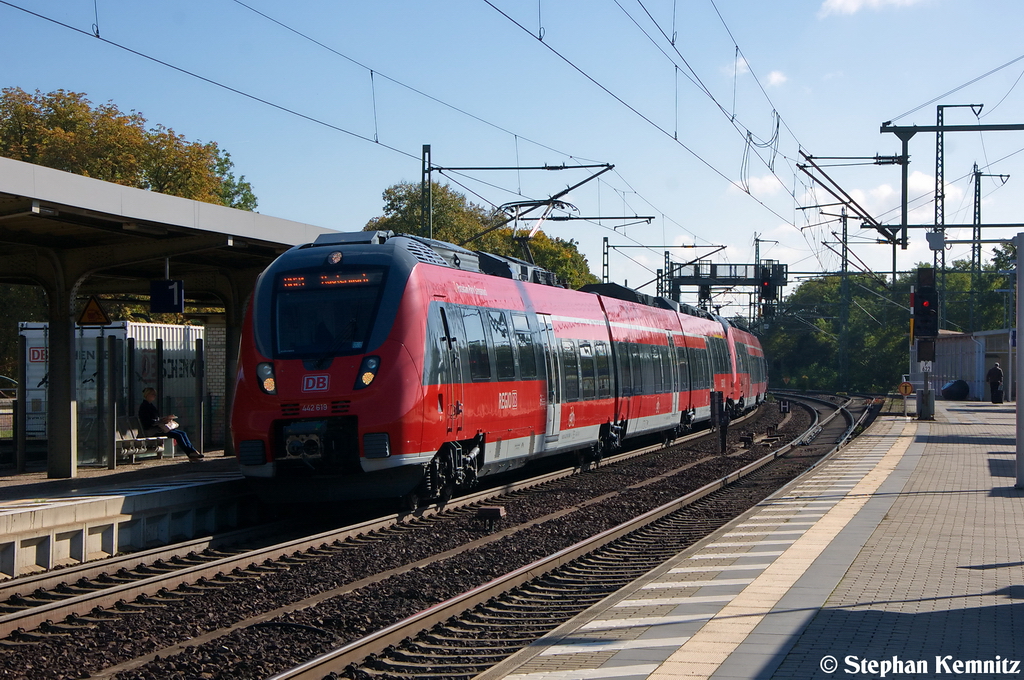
left=914, top=288, right=939, bottom=337
left=912, top=267, right=938, bottom=338
left=758, top=267, right=776, bottom=300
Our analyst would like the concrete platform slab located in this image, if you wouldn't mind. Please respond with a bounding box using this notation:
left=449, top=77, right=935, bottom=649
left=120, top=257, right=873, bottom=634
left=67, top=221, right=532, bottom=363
left=481, top=400, right=1024, bottom=680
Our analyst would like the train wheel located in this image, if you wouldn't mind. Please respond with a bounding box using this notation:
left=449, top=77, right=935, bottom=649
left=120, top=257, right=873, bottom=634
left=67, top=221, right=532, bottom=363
left=401, top=490, right=421, bottom=512
left=575, top=449, right=587, bottom=471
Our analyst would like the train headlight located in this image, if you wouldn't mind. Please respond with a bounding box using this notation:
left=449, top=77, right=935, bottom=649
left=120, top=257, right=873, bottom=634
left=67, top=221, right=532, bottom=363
left=327, top=251, right=342, bottom=265
left=354, top=355, right=380, bottom=389
left=256, top=362, right=277, bottom=394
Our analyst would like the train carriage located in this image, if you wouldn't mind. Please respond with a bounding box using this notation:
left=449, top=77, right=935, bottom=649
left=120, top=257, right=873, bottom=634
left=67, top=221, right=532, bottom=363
left=231, top=230, right=767, bottom=507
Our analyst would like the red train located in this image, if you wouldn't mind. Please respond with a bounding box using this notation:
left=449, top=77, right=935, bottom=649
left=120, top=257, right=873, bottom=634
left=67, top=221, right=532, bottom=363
left=231, top=231, right=767, bottom=507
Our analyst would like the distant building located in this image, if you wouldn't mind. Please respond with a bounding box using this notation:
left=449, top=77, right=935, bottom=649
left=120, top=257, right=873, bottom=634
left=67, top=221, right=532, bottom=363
left=909, top=329, right=1015, bottom=401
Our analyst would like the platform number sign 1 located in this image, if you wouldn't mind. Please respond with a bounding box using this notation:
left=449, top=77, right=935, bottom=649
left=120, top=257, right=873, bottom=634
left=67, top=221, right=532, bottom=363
left=150, top=279, right=185, bottom=314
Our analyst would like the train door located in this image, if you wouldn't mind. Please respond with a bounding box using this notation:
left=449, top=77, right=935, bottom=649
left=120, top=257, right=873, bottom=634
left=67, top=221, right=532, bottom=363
left=439, top=305, right=465, bottom=436
left=667, top=333, right=678, bottom=414
left=538, top=313, right=561, bottom=442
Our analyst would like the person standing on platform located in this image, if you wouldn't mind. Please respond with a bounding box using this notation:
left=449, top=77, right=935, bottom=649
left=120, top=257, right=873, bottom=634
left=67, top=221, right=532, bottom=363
left=986, top=362, right=1003, bottom=404
left=138, top=387, right=203, bottom=461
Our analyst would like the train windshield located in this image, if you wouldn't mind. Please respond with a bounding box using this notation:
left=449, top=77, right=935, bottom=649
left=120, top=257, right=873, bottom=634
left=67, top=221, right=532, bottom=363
left=273, top=268, right=386, bottom=358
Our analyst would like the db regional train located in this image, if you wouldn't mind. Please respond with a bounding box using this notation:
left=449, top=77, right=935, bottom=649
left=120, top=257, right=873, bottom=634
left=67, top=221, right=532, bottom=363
left=231, top=230, right=767, bottom=508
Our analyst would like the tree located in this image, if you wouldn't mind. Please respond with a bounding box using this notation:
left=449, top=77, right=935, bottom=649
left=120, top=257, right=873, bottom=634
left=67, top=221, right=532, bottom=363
left=760, top=250, right=1018, bottom=393
left=366, top=181, right=599, bottom=288
left=761, top=273, right=912, bottom=393
left=0, top=88, right=259, bottom=384
left=0, top=285, right=46, bottom=380
left=0, top=87, right=257, bottom=209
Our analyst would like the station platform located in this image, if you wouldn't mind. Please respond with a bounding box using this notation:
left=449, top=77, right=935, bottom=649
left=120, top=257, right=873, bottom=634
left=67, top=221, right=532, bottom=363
left=482, top=399, right=1024, bottom=680
left=0, top=453, right=250, bottom=579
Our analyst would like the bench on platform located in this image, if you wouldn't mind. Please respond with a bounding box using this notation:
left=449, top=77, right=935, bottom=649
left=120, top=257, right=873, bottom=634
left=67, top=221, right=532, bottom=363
left=115, top=417, right=173, bottom=463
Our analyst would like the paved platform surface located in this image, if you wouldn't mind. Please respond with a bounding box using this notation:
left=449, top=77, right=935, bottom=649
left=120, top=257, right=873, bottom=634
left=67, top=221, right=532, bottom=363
left=481, top=399, right=1024, bottom=680
left=0, top=452, right=247, bottom=576
left=0, top=451, right=240, bottom=503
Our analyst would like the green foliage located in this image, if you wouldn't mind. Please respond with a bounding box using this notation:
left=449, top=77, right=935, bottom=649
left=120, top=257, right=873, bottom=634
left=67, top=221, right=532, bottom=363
left=0, top=285, right=46, bottom=380
left=0, top=87, right=256, bottom=209
left=762, top=273, right=910, bottom=393
left=366, top=182, right=599, bottom=288
left=0, top=88, right=252, bottom=384
left=212, top=150, right=258, bottom=211
left=762, top=256, right=1016, bottom=393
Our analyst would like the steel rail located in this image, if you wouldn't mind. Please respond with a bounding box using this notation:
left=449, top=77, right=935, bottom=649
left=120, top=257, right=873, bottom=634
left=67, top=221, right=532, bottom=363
left=0, top=522, right=288, bottom=603
left=0, top=406, right=762, bottom=639
left=270, top=396, right=844, bottom=679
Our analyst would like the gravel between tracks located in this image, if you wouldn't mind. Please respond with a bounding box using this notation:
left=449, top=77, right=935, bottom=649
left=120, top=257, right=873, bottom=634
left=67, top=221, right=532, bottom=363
left=0, top=401, right=818, bottom=680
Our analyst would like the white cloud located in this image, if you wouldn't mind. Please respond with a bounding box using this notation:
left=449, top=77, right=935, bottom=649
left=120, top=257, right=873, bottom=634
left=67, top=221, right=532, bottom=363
left=767, top=71, right=788, bottom=87
left=728, top=174, right=785, bottom=198
left=819, top=0, right=927, bottom=17
left=723, top=55, right=750, bottom=78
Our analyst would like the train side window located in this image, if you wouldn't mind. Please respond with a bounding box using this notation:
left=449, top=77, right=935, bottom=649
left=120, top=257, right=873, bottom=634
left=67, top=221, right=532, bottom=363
left=691, top=345, right=708, bottom=390
left=736, top=342, right=749, bottom=377
left=652, top=344, right=664, bottom=393
left=630, top=342, right=644, bottom=395
left=422, top=304, right=445, bottom=385
left=713, top=336, right=728, bottom=375
left=595, top=341, right=611, bottom=398
left=512, top=313, right=538, bottom=379
left=489, top=310, right=516, bottom=380
left=664, top=345, right=674, bottom=392
left=579, top=341, right=596, bottom=400
left=676, top=345, right=690, bottom=392
left=617, top=342, right=632, bottom=396
left=640, top=344, right=655, bottom=394
left=463, top=308, right=492, bottom=381
left=561, top=339, right=580, bottom=401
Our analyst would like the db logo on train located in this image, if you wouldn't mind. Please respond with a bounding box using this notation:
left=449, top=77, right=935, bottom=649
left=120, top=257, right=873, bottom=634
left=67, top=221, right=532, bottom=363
left=302, top=375, right=330, bottom=392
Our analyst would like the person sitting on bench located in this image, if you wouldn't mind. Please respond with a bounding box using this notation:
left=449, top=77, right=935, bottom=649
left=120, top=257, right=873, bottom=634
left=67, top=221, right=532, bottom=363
left=138, top=387, right=203, bottom=461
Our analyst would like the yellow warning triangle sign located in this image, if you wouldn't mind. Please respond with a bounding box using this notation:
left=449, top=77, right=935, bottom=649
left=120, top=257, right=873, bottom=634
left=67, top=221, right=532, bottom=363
left=78, top=296, right=112, bottom=325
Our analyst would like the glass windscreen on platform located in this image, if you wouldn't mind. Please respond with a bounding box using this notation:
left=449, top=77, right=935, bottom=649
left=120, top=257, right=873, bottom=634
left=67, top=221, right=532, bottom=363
left=7, top=322, right=206, bottom=466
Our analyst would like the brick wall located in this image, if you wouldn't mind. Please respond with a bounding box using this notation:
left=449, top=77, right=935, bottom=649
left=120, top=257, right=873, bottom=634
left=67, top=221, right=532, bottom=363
left=204, top=324, right=227, bottom=447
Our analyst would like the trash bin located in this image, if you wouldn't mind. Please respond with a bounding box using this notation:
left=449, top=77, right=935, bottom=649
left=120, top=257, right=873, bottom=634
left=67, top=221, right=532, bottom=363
left=940, top=379, right=970, bottom=400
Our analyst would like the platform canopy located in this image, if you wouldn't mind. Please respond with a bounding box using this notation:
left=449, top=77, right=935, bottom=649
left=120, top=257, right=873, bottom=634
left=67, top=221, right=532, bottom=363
left=0, top=156, right=340, bottom=476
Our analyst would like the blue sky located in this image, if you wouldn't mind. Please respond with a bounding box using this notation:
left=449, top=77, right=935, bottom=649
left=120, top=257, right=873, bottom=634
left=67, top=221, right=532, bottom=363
left=3, top=0, right=1024, bottom=311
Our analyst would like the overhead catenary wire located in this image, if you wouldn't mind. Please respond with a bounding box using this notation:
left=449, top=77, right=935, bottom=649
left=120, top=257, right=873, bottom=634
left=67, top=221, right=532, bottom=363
left=3, top=0, right=677, bottom=265
left=480, top=0, right=796, bottom=229
left=885, top=52, right=1024, bottom=124
left=232, top=0, right=718, bottom=262
left=228, top=0, right=599, bottom=165
left=4, top=0, right=830, bottom=295
left=0, top=0, right=421, bottom=163
left=618, top=0, right=799, bottom=202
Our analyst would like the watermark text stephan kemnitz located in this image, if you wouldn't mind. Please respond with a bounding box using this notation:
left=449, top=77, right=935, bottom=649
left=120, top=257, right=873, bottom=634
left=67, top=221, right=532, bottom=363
left=818, top=654, right=1021, bottom=675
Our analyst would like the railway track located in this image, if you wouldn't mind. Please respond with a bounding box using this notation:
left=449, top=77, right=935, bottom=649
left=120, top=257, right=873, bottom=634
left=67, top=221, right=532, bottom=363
left=0, top=400, right=767, bottom=639
left=0, top=395, right=859, bottom=680
left=273, top=394, right=863, bottom=680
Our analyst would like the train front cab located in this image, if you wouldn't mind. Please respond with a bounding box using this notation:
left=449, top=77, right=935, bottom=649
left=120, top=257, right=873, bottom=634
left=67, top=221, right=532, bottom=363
left=233, top=235, right=436, bottom=503
left=724, top=323, right=767, bottom=414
